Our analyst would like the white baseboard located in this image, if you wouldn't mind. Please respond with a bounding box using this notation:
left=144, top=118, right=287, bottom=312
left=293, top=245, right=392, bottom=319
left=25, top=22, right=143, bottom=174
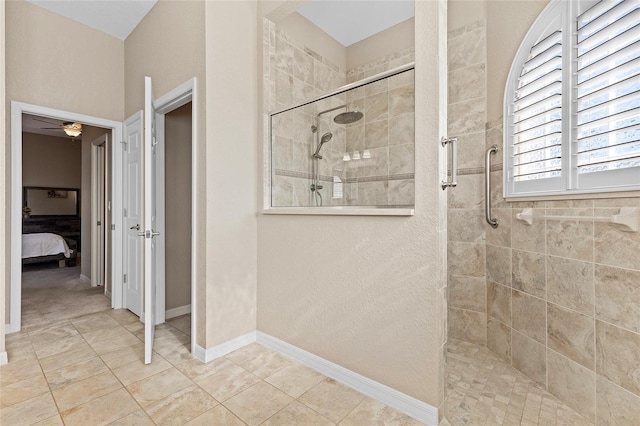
left=256, top=332, right=438, bottom=426
left=105, top=290, right=112, bottom=299
left=0, top=351, right=8, bottom=366
left=5, top=323, right=20, bottom=334
left=165, top=304, right=191, bottom=320
left=79, top=274, right=91, bottom=284
left=194, top=330, right=257, bottom=363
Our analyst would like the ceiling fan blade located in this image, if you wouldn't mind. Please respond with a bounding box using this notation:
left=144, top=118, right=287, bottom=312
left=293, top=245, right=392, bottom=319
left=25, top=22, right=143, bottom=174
left=32, top=117, right=60, bottom=126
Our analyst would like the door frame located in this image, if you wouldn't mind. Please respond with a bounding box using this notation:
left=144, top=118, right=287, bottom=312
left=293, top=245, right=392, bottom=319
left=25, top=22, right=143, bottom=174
left=8, top=101, right=123, bottom=333
left=91, top=134, right=107, bottom=288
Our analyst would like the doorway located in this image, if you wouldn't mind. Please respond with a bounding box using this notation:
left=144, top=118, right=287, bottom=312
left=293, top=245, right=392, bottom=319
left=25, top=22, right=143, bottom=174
left=8, top=102, right=123, bottom=333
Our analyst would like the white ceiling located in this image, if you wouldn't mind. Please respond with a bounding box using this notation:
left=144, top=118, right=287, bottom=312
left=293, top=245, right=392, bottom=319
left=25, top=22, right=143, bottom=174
left=296, top=0, right=415, bottom=47
left=23, top=114, right=82, bottom=140
left=26, top=0, right=157, bottom=40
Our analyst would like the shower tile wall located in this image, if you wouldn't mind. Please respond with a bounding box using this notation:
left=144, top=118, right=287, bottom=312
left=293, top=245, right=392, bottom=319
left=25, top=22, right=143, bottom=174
left=265, top=17, right=415, bottom=207
left=447, top=20, right=488, bottom=346
left=486, top=141, right=640, bottom=423
left=447, top=17, right=640, bottom=423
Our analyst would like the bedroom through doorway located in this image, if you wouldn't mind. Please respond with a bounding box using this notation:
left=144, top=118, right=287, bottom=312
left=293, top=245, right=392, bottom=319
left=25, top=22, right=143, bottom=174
left=20, top=113, right=112, bottom=327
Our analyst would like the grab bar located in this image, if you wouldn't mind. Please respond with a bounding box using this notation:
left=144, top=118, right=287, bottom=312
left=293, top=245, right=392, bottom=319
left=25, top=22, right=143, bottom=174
left=441, top=137, right=458, bottom=190
left=485, top=145, right=499, bottom=228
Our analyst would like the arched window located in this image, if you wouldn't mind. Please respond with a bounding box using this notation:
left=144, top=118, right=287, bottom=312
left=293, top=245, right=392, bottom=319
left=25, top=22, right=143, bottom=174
left=504, top=0, right=640, bottom=198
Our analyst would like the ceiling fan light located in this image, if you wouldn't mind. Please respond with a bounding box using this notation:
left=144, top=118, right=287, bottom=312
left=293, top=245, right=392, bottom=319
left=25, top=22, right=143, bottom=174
left=63, top=122, right=82, bottom=138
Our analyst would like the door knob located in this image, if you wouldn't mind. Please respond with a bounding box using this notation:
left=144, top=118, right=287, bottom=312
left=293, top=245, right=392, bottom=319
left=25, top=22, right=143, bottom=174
left=130, top=224, right=140, bottom=230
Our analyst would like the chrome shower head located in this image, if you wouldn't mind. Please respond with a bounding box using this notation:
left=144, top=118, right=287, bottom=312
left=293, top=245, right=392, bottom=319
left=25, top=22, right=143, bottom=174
left=312, top=132, right=333, bottom=158
left=334, top=110, right=363, bottom=125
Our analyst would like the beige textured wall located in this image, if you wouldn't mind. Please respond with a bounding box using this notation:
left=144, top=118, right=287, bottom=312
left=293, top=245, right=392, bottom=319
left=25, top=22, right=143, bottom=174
left=258, top=0, right=447, bottom=406
left=346, top=18, right=415, bottom=71
left=164, top=103, right=192, bottom=311
left=22, top=133, right=82, bottom=188
left=4, top=0, right=124, bottom=326
left=124, top=0, right=206, bottom=345
left=204, top=0, right=258, bottom=347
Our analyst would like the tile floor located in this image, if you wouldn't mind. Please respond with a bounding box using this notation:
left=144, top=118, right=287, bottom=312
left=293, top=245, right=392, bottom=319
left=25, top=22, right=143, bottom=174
left=1, top=276, right=424, bottom=425
left=443, top=339, right=592, bottom=425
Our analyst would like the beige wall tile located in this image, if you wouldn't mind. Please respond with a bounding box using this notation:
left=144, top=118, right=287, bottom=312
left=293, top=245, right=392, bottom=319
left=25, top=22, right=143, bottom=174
left=389, top=85, right=415, bottom=118
left=547, top=303, right=594, bottom=370
left=448, top=209, right=485, bottom=243
left=596, top=321, right=640, bottom=397
left=388, top=144, right=414, bottom=175
left=596, top=375, right=640, bottom=425
left=388, top=180, right=414, bottom=206
left=512, top=290, right=545, bottom=344
left=364, top=92, right=388, bottom=123
left=546, top=256, right=594, bottom=316
left=512, top=250, right=545, bottom=298
left=487, top=318, right=511, bottom=364
left=448, top=27, right=485, bottom=72
left=487, top=281, right=510, bottom=324
left=511, top=210, right=545, bottom=253
left=545, top=209, right=594, bottom=262
left=449, top=275, right=486, bottom=312
left=448, top=242, right=486, bottom=277
left=490, top=170, right=508, bottom=209
left=388, top=112, right=414, bottom=147
left=449, top=63, right=486, bottom=104
left=364, top=120, right=389, bottom=149
left=486, top=208, right=511, bottom=248
left=448, top=98, right=486, bottom=135
left=453, top=132, right=485, bottom=170
left=594, top=208, right=640, bottom=270
left=547, top=350, right=596, bottom=423
left=449, top=308, right=487, bottom=345
left=595, top=264, right=640, bottom=333
left=448, top=174, right=484, bottom=209
left=487, top=245, right=511, bottom=286
left=512, top=331, right=546, bottom=387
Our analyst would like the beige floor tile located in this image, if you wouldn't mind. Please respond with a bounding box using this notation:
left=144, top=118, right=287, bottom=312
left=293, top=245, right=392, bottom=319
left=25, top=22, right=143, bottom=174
left=265, top=362, right=325, bottom=398
left=112, top=355, right=172, bottom=386
left=38, top=342, right=97, bottom=373
left=184, top=405, right=246, bottom=425
left=5, top=339, right=38, bottom=362
left=34, top=334, right=87, bottom=359
left=51, top=370, right=122, bottom=412
left=125, top=321, right=145, bottom=334
left=107, top=409, right=155, bottom=425
left=89, top=332, right=142, bottom=356
left=144, top=384, right=218, bottom=426
left=44, top=356, right=109, bottom=391
left=229, top=345, right=294, bottom=379
left=0, top=392, right=59, bottom=425
left=224, top=381, right=293, bottom=426
left=81, top=324, right=132, bottom=345
left=99, top=342, right=145, bottom=369
left=176, top=356, right=229, bottom=382
left=226, top=343, right=272, bottom=366
left=263, top=400, right=334, bottom=425
left=153, top=334, right=193, bottom=366
left=60, top=388, right=139, bottom=426
left=339, top=397, right=424, bottom=425
left=29, top=322, right=79, bottom=346
left=166, top=314, right=191, bottom=335
left=126, top=367, right=193, bottom=408
left=298, top=378, right=366, bottom=423
left=33, top=414, right=64, bottom=425
left=0, top=358, right=43, bottom=386
left=70, top=312, right=121, bottom=334
left=107, top=308, right=141, bottom=326
left=196, top=358, right=261, bottom=402
left=0, top=373, right=50, bottom=408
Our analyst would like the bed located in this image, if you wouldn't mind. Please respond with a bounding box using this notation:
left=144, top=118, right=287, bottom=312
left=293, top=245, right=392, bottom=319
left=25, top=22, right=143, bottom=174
left=22, top=233, right=77, bottom=267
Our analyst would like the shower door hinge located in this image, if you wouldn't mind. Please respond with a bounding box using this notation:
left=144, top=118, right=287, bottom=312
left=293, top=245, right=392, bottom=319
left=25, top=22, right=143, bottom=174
left=123, top=274, right=127, bottom=284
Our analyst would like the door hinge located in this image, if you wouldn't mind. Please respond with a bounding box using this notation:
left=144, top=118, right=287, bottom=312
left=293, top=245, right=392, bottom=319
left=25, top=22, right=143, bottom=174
left=120, top=140, right=127, bottom=151
left=111, top=224, right=115, bottom=231
left=123, top=208, right=127, bottom=217
left=123, top=274, right=127, bottom=284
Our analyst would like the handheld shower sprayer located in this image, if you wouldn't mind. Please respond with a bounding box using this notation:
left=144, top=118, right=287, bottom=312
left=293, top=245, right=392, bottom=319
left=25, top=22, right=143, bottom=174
left=312, top=132, right=333, bottom=159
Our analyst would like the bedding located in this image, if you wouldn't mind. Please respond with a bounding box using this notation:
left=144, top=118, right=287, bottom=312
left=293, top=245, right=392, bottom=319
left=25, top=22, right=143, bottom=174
left=22, top=233, right=72, bottom=259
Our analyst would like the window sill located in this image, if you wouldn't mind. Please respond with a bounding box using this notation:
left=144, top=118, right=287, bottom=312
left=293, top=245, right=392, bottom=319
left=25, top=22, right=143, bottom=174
left=261, top=207, right=415, bottom=216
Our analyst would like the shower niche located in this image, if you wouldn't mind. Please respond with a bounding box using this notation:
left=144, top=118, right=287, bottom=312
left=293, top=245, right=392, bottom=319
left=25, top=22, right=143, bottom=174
left=269, top=66, right=415, bottom=210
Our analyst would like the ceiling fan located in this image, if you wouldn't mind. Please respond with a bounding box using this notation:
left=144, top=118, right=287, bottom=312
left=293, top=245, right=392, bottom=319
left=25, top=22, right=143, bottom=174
left=32, top=117, right=83, bottom=138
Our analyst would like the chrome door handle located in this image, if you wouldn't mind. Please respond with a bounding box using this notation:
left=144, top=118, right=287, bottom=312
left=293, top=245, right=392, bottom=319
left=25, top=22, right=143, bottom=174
left=140, top=230, right=161, bottom=239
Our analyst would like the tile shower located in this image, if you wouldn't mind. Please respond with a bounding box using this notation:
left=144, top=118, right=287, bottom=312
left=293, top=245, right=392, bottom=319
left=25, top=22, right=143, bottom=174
left=264, top=19, right=415, bottom=208
left=447, top=17, right=640, bottom=425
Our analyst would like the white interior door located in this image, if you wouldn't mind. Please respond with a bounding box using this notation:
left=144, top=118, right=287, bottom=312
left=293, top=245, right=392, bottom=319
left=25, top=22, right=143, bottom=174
left=143, top=76, right=158, bottom=364
left=96, top=144, right=105, bottom=286
left=123, top=111, right=144, bottom=317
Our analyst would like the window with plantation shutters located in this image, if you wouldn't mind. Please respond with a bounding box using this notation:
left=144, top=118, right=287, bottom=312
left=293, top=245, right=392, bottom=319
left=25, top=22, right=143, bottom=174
left=504, top=0, right=640, bottom=198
